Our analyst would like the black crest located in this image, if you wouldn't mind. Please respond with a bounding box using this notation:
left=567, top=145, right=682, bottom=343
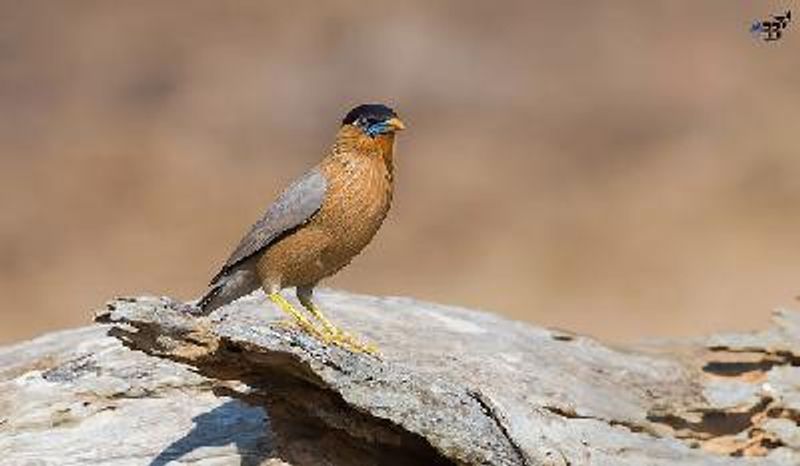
left=342, top=104, right=397, bottom=126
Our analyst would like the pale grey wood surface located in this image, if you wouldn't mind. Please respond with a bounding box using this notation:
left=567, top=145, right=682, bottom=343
left=2, top=289, right=799, bottom=465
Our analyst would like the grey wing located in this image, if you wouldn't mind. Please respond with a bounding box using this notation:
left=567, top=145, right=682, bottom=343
left=209, top=167, right=327, bottom=285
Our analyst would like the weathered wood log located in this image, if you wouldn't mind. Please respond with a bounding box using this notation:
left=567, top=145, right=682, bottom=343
left=0, top=325, right=280, bottom=465
left=2, top=289, right=799, bottom=465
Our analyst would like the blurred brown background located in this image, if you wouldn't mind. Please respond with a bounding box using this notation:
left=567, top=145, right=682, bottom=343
left=1, top=1, right=799, bottom=345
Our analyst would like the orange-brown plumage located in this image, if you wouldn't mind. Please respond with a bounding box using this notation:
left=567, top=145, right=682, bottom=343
left=199, top=104, right=404, bottom=353
left=256, top=125, right=396, bottom=291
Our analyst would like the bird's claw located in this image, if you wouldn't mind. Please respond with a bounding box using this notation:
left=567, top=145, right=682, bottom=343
left=321, top=327, right=380, bottom=356
left=273, top=317, right=379, bottom=355
left=273, top=317, right=326, bottom=339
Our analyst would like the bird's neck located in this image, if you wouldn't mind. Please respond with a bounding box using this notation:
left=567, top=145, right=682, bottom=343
left=332, top=126, right=396, bottom=173
left=372, top=133, right=396, bottom=170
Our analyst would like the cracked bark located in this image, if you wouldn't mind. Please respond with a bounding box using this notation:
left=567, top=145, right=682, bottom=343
left=3, top=289, right=800, bottom=465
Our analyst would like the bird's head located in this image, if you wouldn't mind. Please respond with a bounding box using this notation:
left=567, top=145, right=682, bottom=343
left=341, top=104, right=406, bottom=138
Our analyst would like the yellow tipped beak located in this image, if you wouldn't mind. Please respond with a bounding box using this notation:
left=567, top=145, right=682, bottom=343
left=386, top=117, right=406, bottom=131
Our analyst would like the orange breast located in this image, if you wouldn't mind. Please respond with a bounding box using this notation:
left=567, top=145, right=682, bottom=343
left=311, top=153, right=394, bottom=277
left=256, top=135, right=395, bottom=290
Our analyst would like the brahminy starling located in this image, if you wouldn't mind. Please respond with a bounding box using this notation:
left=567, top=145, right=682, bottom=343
left=199, top=103, right=405, bottom=353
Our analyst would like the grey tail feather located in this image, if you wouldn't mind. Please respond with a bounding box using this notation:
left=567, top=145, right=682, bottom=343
left=209, top=268, right=227, bottom=286
left=198, top=285, right=222, bottom=313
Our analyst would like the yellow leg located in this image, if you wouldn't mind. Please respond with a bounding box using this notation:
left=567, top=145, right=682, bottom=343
left=268, top=293, right=322, bottom=337
left=298, top=295, right=379, bottom=355
left=298, top=297, right=338, bottom=335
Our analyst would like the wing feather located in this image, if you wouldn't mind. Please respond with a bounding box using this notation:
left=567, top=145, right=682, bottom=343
left=209, top=167, right=327, bottom=284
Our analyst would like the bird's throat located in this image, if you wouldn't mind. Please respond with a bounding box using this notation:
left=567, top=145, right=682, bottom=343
left=334, top=126, right=396, bottom=173
left=372, top=133, right=396, bottom=171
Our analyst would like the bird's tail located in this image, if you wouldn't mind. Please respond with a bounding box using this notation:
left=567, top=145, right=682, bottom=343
left=197, top=285, right=223, bottom=314
left=196, top=268, right=259, bottom=314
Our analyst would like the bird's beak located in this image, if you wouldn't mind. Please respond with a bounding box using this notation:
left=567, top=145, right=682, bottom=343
left=385, top=117, right=406, bottom=131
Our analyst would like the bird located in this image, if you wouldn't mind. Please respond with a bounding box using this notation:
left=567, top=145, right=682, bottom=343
left=198, top=103, right=406, bottom=354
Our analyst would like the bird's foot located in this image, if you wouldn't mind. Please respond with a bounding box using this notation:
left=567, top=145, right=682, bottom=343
left=298, top=298, right=380, bottom=355
left=321, top=327, right=380, bottom=356
left=273, top=317, right=325, bottom=337
left=268, top=293, right=326, bottom=339
left=274, top=317, right=378, bottom=355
